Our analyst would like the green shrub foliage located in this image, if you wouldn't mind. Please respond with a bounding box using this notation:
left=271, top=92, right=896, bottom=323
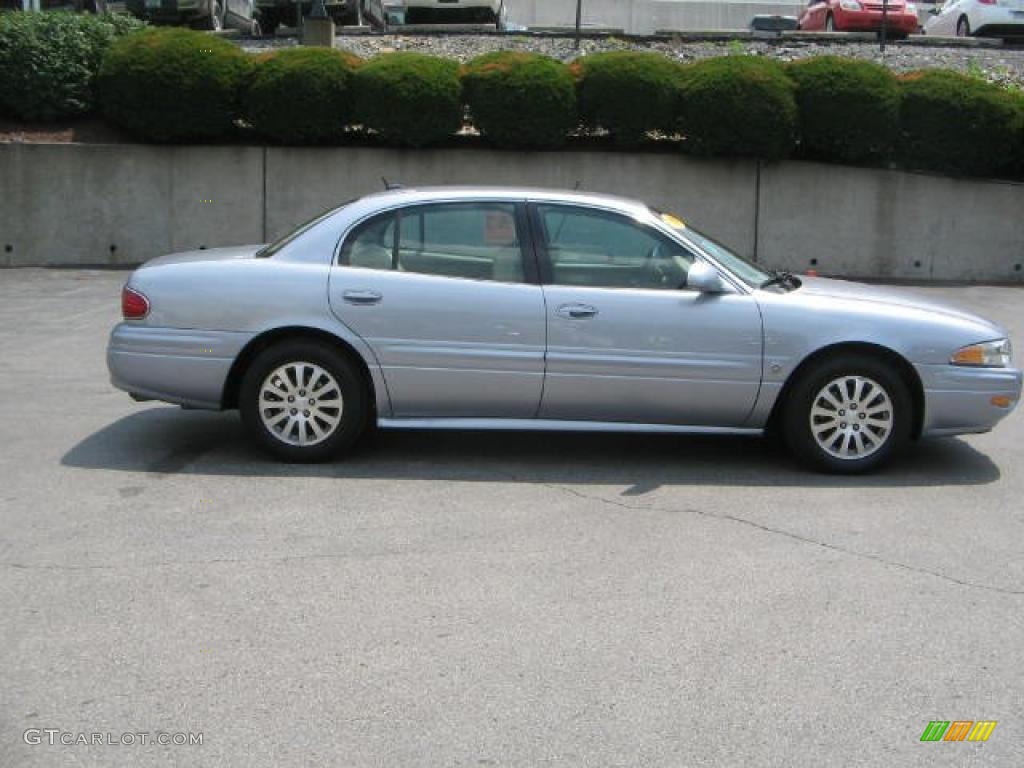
left=245, top=48, right=362, bottom=144
left=97, top=27, right=251, bottom=142
left=0, top=11, right=144, bottom=121
left=353, top=52, right=462, bottom=147
left=898, top=70, right=1024, bottom=177
left=787, top=56, right=900, bottom=163
left=679, top=56, right=797, bottom=159
left=462, top=51, right=576, bottom=149
left=573, top=51, right=683, bottom=145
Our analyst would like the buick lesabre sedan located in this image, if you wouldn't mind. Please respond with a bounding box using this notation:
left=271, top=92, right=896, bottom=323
left=108, top=187, right=1021, bottom=473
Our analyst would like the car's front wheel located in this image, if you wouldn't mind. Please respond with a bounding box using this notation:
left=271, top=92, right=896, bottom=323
left=240, top=341, right=369, bottom=462
left=783, top=354, right=911, bottom=473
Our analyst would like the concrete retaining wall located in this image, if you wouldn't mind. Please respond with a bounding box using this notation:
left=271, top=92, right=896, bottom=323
left=1, top=143, right=1021, bottom=281
left=510, top=0, right=805, bottom=34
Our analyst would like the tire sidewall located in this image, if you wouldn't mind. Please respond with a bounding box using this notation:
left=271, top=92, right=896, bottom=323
left=784, top=354, right=912, bottom=473
left=240, top=341, right=368, bottom=462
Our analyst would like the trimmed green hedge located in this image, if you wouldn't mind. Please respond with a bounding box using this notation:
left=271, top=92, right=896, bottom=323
left=462, top=51, right=576, bottom=149
left=2, top=29, right=1019, bottom=181
left=353, top=52, right=462, bottom=147
left=678, top=56, right=797, bottom=160
left=898, top=70, right=1024, bottom=178
left=98, top=27, right=251, bottom=142
left=245, top=48, right=362, bottom=144
left=573, top=51, right=683, bottom=145
left=787, top=56, right=900, bottom=164
left=0, top=11, right=143, bottom=122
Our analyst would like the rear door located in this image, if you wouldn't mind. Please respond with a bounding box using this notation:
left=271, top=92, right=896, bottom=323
left=328, top=200, right=546, bottom=419
left=531, top=202, right=763, bottom=427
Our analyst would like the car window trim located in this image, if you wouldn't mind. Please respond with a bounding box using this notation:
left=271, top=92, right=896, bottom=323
left=334, top=199, right=540, bottom=286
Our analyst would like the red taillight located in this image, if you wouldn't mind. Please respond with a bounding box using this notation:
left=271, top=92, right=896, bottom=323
left=978, top=0, right=996, bottom=4
left=122, top=286, right=150, bottom=319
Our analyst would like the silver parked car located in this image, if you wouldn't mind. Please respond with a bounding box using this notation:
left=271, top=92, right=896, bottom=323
left=107, top=187, right=1021, bottom=473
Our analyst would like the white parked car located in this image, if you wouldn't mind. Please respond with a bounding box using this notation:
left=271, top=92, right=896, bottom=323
left=924, top=0, right=1024, bottom=37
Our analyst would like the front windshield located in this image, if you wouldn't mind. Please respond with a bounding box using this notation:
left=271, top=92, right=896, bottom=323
left=655, top=211, right=771, bottom=288
left=256, top=202, right=352, bottom=258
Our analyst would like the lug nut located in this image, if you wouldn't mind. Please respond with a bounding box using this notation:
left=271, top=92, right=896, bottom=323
left=288, top=396, right=294, bottom=403
left=303, top=410, right=310, bottom=417
left=840, top=422, right=848, bottom=429
left=859, top=413, right=866, bottom=419
left=839, top=410, right=845, bottom=416
left=299, top=390, right=306, bottom=396
left=309, top=399, right=316, bottom=405
left=290, top=408, right=297, bottom=415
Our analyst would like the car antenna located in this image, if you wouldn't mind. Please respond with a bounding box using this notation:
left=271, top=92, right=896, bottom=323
left=382, top=177, right=404, bottom=191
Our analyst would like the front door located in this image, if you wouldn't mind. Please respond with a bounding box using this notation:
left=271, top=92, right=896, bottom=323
left=531, top=203, right=763, bottom=427
left=328, top=201, right=546, bottom=419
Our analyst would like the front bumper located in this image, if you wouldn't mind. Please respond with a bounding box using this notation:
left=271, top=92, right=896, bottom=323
left=108, top=324, right=253, bottom=410
left=916, top=363, right=1022, bottom=437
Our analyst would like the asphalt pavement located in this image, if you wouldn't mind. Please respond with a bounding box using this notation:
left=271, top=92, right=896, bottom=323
left=1, top=268, right=1022, bottom=767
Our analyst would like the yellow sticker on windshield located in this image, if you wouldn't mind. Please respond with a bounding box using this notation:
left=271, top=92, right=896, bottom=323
left=661, top=213, right=686, bottom=230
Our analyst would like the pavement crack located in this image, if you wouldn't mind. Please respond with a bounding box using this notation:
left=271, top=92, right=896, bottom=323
left=536, top=481, right=1024, bottom=597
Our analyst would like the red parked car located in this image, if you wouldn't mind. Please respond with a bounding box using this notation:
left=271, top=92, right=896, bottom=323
left=798, top=0, right=920, bottom=36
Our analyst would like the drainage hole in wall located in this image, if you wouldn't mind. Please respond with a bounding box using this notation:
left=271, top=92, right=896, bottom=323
left=914, top=260, right=922, bottom=268
left=809, top=258, right=818, bottom=266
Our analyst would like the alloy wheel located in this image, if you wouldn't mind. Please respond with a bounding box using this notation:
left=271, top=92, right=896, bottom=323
left=258, top=362, right=344, bottom=447
left=809, top=375, right=894, bottom=460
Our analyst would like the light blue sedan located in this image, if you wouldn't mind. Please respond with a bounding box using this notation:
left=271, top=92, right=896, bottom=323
left=107, top=187, right=1021, bottom=472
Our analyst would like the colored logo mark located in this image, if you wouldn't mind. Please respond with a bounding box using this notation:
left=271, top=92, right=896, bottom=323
left=920, top=721, right=997, bottom=742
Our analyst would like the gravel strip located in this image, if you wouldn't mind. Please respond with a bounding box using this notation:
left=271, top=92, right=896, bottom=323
left=240, top=33, right=1024, bottom=89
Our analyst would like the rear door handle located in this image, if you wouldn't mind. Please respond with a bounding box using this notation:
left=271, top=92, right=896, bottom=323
left=556, top=303, right=599, bottom=320
left=342, top=290, right=383, bottom=306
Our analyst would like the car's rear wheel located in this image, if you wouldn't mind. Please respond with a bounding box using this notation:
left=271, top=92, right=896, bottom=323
left=782, top=353, right=911, bottom=473
left=956, top=15, right=970, bottom=36
left=240, top=341, right=368, bottom=462
left=825, top=12, right=836, bottom=31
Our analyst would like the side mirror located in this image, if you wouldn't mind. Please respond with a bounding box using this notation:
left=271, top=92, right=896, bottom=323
left=686, top=261, right=728, bottom=293
left=929, top=6, right=940, bottom=13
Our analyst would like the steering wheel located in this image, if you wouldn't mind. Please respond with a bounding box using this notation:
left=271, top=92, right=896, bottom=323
left=643, top=243, right=673, bottom=287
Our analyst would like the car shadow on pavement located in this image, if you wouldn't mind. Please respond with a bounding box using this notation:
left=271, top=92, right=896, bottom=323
left=61, top=407, right=1002, bottom=490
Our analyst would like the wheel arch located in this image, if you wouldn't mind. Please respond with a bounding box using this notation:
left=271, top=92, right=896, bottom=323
left=221, top=326, right=378, bottom=413
left=767, top=341, right=926, bottom=439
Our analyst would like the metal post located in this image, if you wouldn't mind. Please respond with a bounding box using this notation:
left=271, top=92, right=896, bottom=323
left=356, top=0, right=363, bottom=26
left=575, top=0, right=583, bottom=50
left=880, top=0, right=889, bottom=54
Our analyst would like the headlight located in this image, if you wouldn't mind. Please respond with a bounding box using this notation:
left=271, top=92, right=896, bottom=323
left=839, top=0, right=862, bottom=9
left=950, top=339, right=1012, bottom=368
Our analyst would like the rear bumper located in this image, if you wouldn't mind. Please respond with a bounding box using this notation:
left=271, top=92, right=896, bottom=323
left=836, top=8, right=919, bottom=31
left=916, top=363, right=1022, bottom=437
left=107, top=324, right=253, bottom=410
left=974, top=8, right=1024, bottom=36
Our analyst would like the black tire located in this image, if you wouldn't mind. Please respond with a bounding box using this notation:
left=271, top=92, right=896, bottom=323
left=957, top=16, right=970, bottom=36
left=825, top=13, right=835, bottom=31
left=193, top=0, right=225, bottom=29
left=258, top=11, right=279, bottom=34
left=239, top=340, right=369, bottom=462
left=782, top=353, right=912, bottom=474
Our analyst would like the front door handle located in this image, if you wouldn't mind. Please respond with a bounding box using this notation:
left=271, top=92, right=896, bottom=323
left=342, top=290, right=383, bottom=306
left=556, top=303, right=599, bottom=320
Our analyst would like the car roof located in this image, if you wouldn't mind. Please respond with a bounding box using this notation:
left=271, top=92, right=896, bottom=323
left=352, top=186, right=653, bottom=218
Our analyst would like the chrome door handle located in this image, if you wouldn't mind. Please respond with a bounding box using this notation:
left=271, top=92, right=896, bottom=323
left=556, top=303, right=599, bottom=320
left=342, top=290, right=383, bottom=305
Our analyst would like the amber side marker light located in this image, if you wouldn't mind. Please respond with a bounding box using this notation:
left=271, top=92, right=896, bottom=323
left=991, top=396, right=1013, bottom=408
